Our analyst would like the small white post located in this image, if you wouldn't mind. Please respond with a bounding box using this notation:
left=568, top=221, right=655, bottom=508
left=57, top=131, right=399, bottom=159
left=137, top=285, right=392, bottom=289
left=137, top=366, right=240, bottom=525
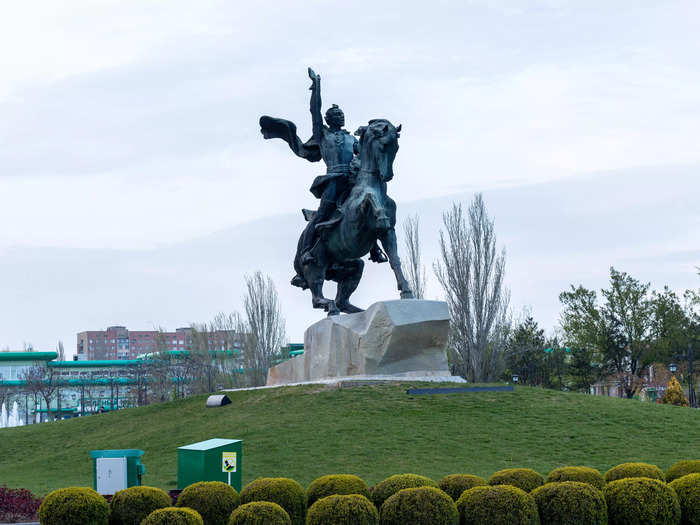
left=228, top=471, right=231, bottom=486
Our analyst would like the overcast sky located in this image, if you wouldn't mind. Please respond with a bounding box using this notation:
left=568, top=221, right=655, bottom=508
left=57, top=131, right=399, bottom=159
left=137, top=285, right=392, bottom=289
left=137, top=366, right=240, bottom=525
left=1, top=1, right=698, bottom=353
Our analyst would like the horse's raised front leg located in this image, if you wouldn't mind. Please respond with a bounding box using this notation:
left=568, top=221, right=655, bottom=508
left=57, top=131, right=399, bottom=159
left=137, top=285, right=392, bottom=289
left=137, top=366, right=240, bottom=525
left=378, top=228, right=414, bottom=299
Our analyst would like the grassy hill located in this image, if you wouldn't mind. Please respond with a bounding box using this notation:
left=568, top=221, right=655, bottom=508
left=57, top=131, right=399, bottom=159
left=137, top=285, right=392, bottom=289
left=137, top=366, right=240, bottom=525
left=1, top=383, right=698, bottom=495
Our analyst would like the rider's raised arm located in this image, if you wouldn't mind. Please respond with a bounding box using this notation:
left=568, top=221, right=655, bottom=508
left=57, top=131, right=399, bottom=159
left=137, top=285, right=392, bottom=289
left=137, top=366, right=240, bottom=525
left=308, top=68, right=323, bottom=143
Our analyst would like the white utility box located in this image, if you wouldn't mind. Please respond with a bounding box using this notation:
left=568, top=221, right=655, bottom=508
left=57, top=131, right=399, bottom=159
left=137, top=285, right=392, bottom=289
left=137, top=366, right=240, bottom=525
left=95, top=457, right=127, bottom=495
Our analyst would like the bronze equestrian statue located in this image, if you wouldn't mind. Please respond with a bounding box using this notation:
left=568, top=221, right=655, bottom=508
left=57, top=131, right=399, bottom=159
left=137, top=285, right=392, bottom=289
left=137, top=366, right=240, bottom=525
left=260, top=68, right=413, bottom=315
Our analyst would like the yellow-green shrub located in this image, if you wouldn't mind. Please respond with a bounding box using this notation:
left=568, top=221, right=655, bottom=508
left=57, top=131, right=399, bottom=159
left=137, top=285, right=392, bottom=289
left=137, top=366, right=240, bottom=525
left=228, top=501, right=291, bottom=525
left=546, top=466, right=605, bottom=490
left=109, top=485, right=171, bottom=525
left=379, top=486, right=458, bottom=525
left=305, top=474, right=369, bottom=507
left=141, top=507, right=204, bottom=525
left=438, top=474, right=487, bottom=501
left=369, top=473, right=437, bottom=509
left=669, top=473, right=700, bottom=525
left=488, top=468, right=544, bottom=493
left=667, top=461, right=700, bottom=483
left=240, top=478, right=305, bottom=525
left=662, top=377, right=690, bottom=406
left=456, top=485, right=539, bottom=525
left=604, top=462, right=665, bottom=483
left=605, top=477, right=680, bottom=525
left=176, top=481, right=240, bottom=525
left=531, top=481, right=607, bottom=525
left=306, top=494, right=378, bottom=525
left=38, top=487, right=109, bottom=525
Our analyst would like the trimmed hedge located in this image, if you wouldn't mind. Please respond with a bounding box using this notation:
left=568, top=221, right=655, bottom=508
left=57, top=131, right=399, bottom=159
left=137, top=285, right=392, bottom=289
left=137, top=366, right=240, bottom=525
left=605, top=477, right=680, bottom=525
left=438, top=474, right=487, bottom=501
left=370, top=473, right=437, bottom=509
left=305, top=474, right=370, bottom=507
left=142, top=507, right=204, bottom=525
left=176, top=481, right=240, bottom=525
left=669, top=473, right=700, bottom=525
left=531, top=481, right=607, bottom=525
left=240, top=478, right=305, bottom=525
left=306, top=494, right=378, bottom=525
left=456, top=485, right=539, bottom=525
left=546, top=467, right=605, bottom=490
left=604, top=462, right=665, bottom=483
left=38, top=487, right=109, bottom=525
left=110, top=485, right=171, bottom=525
left=228, top=501, right=291, bottom=525
left=380, top=486, right=458, bottom=525
left=488, top=468, right=545, bottom=493
left=667, top=461, right=700, bottom=483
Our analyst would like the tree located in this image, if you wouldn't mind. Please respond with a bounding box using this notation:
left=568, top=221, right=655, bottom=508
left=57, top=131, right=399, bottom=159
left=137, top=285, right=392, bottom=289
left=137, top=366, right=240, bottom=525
left=568, top=346, right=602, bottom=393
left=242, top=272, right=286, bottom=386
left=662, top=376, right=689, bottom=406
left=505, top=315, right=546, bottom=386
left=402, top=214, right=426, bottom=299
left=434, top=194, right=510, bottom=382
left=20, top=365, right=59, bottom=422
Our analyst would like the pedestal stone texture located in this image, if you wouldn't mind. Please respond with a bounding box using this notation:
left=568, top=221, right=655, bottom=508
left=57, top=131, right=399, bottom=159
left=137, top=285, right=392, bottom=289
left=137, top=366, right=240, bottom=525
left=267, top=300, right=451, bottom=386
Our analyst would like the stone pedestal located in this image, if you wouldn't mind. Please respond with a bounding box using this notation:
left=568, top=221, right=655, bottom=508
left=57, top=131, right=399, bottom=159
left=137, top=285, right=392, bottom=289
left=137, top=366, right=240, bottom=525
left=266, top=300, right=452, bottom=386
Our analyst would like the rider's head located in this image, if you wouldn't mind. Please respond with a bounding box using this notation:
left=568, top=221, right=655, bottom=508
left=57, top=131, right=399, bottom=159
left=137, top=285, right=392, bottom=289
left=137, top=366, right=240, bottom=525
left=325, top=104, right=345, bottom=129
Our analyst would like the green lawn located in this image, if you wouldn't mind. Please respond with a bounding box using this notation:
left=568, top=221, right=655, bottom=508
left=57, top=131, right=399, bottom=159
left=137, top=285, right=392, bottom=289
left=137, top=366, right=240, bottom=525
left=1, top=383, right=698, bottom=495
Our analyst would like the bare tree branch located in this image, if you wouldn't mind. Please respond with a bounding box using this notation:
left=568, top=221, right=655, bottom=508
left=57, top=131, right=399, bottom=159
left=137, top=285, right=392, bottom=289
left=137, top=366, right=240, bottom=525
left=402, top=214, right=426, bottom=300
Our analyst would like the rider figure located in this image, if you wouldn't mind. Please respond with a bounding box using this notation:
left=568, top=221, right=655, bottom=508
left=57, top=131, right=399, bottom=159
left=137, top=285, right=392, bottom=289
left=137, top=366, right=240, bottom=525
left=302, top=68, right=386, bottom=265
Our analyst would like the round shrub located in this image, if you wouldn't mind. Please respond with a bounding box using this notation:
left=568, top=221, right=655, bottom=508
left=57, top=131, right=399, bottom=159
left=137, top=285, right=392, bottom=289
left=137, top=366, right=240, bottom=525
left=531, top=481, right=607, bottom=525
left=176, top=481, right=240, bottom=525
left=228, top=501, right=291, bottom=525
left=605, top=477, right=680, bottom=525
left=142, top=507, right=204, bottom=525
left=669, top=473, right=700, bottom=525
left=456, top=485, right=539, bottom=525
left=38, top=487, right=109, bottom=525
left=604, top=462, right=665, bottom=483
left=110, top=485, right=171, bottom=525
left=370, top=473, right=437, bottom=509
left=667, top=461, right=700, bottom=483
left=546, top=466, right=605, bottom=490
left=240, top=478, right=305, bottom=525
left=306, top=494, right=378, bottom=525
left=306, top=474, right=370, bottom=507
left=380, top=486, right=458, bottom=525
left=488, top=468, right=545, bottom=493
left=439, top=474, right=487, bottom=501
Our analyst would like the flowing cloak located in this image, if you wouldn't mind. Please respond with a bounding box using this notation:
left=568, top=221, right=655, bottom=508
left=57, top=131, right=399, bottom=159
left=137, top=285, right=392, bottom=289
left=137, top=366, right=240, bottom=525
left=259, top=116, right=321, bottom=162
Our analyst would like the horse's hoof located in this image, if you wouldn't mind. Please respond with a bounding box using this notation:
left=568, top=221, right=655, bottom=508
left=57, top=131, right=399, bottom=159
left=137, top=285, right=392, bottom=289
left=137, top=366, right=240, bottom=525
left=290, top=275, right=308, bottom=289
left=337, top=302, right=363, bottom=314
left=326, top=301, right=340, bottom=316
left=400, top=291, right=415, bottom=299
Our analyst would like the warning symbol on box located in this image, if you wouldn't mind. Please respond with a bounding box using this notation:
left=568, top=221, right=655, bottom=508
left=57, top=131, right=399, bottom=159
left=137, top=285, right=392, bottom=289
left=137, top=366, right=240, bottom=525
left=222, top=452, right=237, bottom=473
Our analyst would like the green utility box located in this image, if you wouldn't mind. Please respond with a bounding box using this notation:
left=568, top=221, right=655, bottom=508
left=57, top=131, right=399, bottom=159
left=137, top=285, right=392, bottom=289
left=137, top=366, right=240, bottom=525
left=90, top=449, right=145, bottom=495
left=178, top=438, right=243, bottom=491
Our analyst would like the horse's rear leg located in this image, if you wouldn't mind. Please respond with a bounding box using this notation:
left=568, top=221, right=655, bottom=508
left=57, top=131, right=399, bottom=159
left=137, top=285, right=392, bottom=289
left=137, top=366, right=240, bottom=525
left=335, top=259, right=364, bottom=313
left=379, top=228, right=414, bottom=299
left=305, top=264, right=340, bottom=316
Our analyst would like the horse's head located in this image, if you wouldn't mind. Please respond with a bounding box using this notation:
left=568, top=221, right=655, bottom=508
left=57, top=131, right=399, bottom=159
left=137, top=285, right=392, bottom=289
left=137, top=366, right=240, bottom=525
left=355, top=119, right=401, bottom=183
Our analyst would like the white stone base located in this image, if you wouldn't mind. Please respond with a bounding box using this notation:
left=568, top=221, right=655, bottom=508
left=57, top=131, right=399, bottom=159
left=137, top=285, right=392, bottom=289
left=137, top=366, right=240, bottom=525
left=266, top=300, right=453, bottom=386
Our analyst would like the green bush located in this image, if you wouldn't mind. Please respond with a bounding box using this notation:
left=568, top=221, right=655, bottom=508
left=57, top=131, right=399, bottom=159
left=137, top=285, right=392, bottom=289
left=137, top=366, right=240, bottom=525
left=456, top=485, right=539, bottom=525
left=142, top=507, right=204, bottom=525
left=669, top=473, right=700, bottom=525
left=305, top=474, right=370, bottom=507
left=667, top=461, right=700, bottom=483
left=605, top=477, right=680, bottom=525
left=438, top=474, right=487, bottom=501
left=176, top=481, right=240, bottom=525
left=306, top=494, right=378, bottom=525
left=369, top=473, right=437, bottom=509
left=531, top=481, right=607, bottom=525
left=545, top=466, right=605, bottom=490
left=488, top=468, right=545, bottom=493
left=38, top=487, right=109, bottom=525
left=379, top=486, right=458, bottom=525
left=228, top=501, right=291, bottom=525
left=604, top=462, right=665, bottom=483
left=240, top=478, right=305, bottom=525
left=109, top=485, right=171, bottom=525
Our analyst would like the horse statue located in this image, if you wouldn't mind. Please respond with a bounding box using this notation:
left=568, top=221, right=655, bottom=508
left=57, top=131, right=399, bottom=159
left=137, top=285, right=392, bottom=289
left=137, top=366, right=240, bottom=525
left=292, top=118, right=414, bottom=315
